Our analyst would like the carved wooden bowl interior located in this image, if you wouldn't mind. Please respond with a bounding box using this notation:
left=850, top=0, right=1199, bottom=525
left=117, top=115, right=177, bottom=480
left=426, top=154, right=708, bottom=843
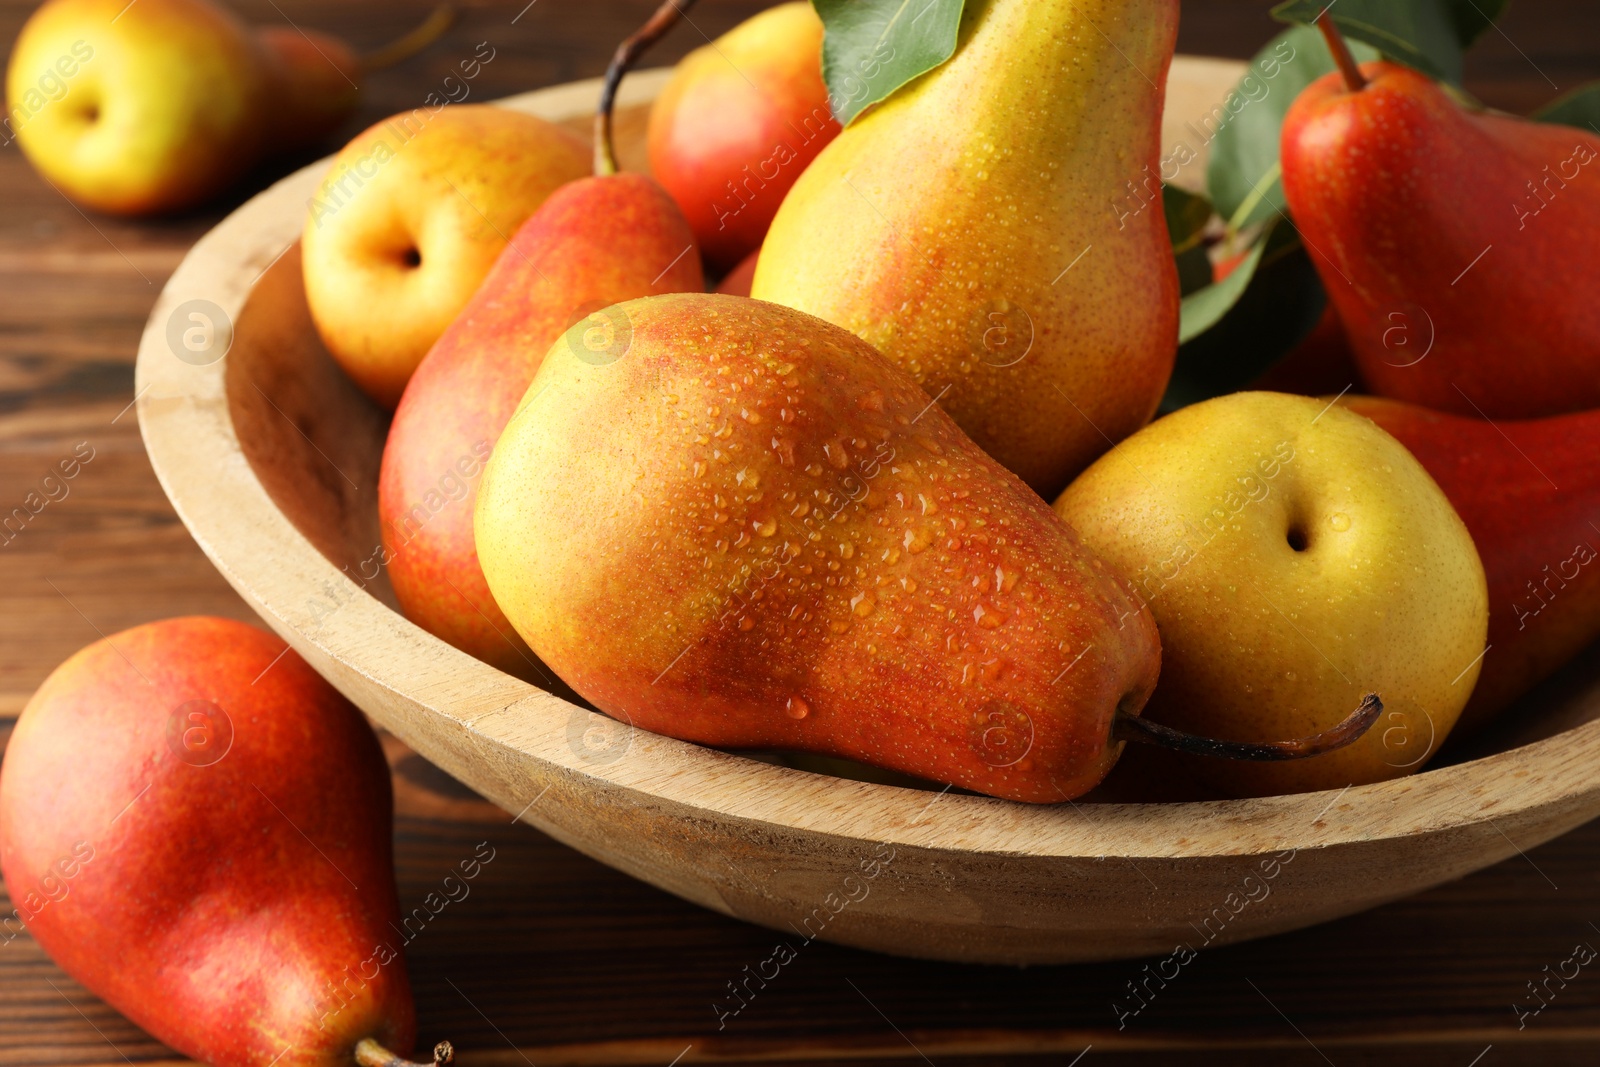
left=134, top=62, right=1600, bottom=965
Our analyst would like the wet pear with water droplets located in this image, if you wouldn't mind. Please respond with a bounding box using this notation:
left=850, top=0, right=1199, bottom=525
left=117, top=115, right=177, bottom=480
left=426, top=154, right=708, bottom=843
left=475, top=294, right=1160, bottom=802
left=751, top=0, right=1181, bottom=498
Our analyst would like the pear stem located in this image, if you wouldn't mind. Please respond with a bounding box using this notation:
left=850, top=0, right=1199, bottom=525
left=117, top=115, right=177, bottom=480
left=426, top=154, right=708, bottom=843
left=595, top=0, right=700, bottom=176
left=1112, top=693, right=1382, bottom=762
left=353, top=1037, right=454, bottom=1067
left=359, top=5, right=458, bottom=76
left=1315, top=13, right=1368, bottom=93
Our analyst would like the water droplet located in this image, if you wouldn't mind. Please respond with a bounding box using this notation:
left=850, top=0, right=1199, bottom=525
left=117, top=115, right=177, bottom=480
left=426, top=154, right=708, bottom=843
left=851, top=593, right=875, bottom=617
left=786, top=696, right=810, bottom=720
left=973, top=604, right=1005, bottom=628
left=901, top=576, right=918, bottom=593
left=1329, top=512, right=1351, bottom=532
left=754, top=518, right=777, bottom=537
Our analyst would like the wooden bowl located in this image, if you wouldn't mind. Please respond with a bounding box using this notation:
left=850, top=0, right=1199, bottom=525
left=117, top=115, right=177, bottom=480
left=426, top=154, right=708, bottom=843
left=135, top=61, right=1600, bottom=965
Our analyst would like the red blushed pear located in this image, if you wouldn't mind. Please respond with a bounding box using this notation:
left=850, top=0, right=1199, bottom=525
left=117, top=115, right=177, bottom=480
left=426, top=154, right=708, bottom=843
left=0, top=617, right=446, bottom=1067
left=379, top=175, right=702, bottom=674
left=1280, top=17, right=1600, bottom=419
left=378, top=0, right=703, bottom=675
left=1343, top=396, right=1600, bottom=733
left=475, top=294, right=1381, bottom=802
left=646, top=1, right=839, bottom=272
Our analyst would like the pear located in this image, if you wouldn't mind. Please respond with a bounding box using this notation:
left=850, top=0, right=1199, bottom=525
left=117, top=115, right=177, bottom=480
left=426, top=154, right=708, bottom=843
left=6, top=0, right=268, bottom=215
left=752, top=0, right=1181, bottom=498
left=379, top=0, right=705, bottom=671
left=1055, top=392, right=1488, bottom=796
left=646, top=1, right=838, bottom=271
left=4, top=0, right=451, bottom=217
left=1343, top=396, right=1600, bottom=733
left=475, top=293, right=1161, bottom=801
left=1281, top=23, right=1600, bottom=418
left=0, top=618, right=444, bottom=1067
left=301, top=105, right=591, bottom=409
left=379, top=173, right=703, bottom=675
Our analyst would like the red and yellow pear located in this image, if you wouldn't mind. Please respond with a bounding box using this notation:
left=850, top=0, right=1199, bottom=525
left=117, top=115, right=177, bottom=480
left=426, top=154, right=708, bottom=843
left=1280, top=21, right=1600, bottom=418
left=379, top=173, right=703, bottom=674
left=646, top=1, right=838, bottom=272
left=753, top=0, right=1181, bottom=497
left=301, top=105, right=590, bottom=409
left=378, top=0, right=704, bottom=674
left=0, top=617, right=441, bottom=1067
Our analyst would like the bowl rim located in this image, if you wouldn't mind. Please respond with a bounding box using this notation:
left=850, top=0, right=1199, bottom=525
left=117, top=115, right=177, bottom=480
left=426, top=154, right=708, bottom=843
left=133, top=64, right=1600, bottom=866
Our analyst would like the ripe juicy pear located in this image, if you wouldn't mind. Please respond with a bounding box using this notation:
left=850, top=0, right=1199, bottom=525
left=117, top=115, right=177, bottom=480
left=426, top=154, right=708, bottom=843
left=1055, top=392, right=1488, bottom=796
left=752, top=0, right=1181, bottom=498
left=302, top=105, right=590, bottom=409
left=0, top=618, right=421, bottom=1066
left=1281, top=59, right=1600, bottom=418
left=6, top=0, right=267, bottom=215
left=380, top=173, right=703, bottom=675
left=646, top=1, right=838, bottom=271
left=475, top=293, right=1161, bottom=803
left=1344, top=396, right=1600, bottom=732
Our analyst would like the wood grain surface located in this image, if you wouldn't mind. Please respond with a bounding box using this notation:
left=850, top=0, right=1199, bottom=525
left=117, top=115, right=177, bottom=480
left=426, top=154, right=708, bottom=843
left=4, top=1, right=1600, bottom=1064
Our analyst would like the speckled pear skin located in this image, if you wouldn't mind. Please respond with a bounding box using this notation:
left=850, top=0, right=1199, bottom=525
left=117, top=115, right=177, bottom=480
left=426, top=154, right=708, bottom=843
left=1054, top=392, right=1489, bottom=797
left=751, top=0, right=1180, bottom=499
left=475, top=294, right=1160, bottom=803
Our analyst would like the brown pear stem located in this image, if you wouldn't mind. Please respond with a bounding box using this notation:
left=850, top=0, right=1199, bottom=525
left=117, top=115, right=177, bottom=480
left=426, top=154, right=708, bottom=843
left=1112, top=693, right=1383, bottom=762
left=595, top=0, right=700, bottom=176
left=359, top=4, right=458, bottom=75
left=1315, top=12, right=1368, bottom=92
left=353, top=1037, right=454, bottom=1067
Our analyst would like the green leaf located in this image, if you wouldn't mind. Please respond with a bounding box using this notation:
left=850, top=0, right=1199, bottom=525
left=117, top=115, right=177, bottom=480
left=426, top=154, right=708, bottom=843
left=814, top=0, right=966, bottom=126
left=1162, top=184, right=1212, bottom=255
left=1534, top=81, right=1600, bottom=135
left=1205, top=25, right=1380, bottom=233
left=1168, top=223, right=1327, bottom=410
left=1270, top=0, right=1484, bottom=84
left=1178, top=232, right=1268, bottom=346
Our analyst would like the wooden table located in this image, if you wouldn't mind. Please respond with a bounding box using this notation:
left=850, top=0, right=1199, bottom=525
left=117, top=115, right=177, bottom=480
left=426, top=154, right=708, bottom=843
left=3, top=1, right=1600, bottom=1063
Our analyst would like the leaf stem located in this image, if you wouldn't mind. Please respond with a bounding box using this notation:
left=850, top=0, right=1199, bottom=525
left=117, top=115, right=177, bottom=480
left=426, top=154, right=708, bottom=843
left=1112, top=693, right=1382, bottom=762
left=1315, top=13, right=1368, bottom=92
left=595, top=0, right=700, bottom=176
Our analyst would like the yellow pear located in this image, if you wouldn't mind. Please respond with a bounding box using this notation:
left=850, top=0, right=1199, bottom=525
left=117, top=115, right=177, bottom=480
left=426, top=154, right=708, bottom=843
left=301, top=105, right=589, bottom=409
left=752, top=0, right=1180, bottom=498
left=5, top=0, right=266, bottom=215
left=1053, top=392, right=1488, bottom=796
